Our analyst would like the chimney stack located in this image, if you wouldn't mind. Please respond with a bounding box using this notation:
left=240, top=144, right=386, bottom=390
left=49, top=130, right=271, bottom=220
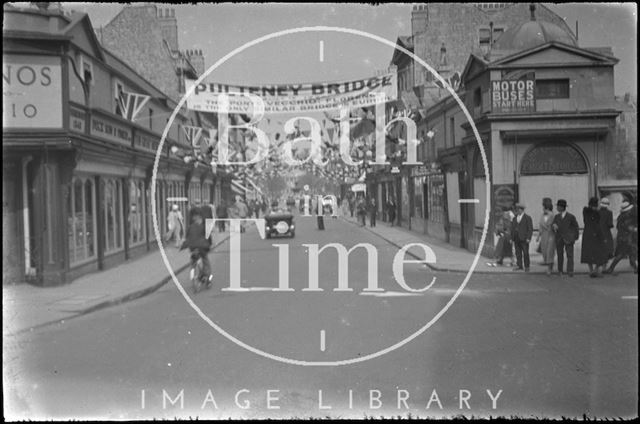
left=158, top=7, right=178, bottom=52
left=411, top=4, right=428, bottom=36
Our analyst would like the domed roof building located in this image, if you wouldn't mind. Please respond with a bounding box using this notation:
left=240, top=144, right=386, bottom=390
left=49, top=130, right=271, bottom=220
left=492, top=4, right=577, bottom=56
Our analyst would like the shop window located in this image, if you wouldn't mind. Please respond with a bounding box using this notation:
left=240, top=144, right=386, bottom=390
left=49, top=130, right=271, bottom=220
left=103, top=178, right=124, bottom=254
left=536, top=79, right=570, bottom=99
left=427, top=174, right=445, bottom=223
left=129, top=179, right=146, bottom=246
left=414, top=176, right=426, bottom=219
left=68, top=176, right=97, bottom=265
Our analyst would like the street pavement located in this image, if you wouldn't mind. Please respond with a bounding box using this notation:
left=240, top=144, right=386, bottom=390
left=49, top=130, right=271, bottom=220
left=4, top=209, right=634, bottom=338
left=3, top=215, right=637, bottom=420
left=340, top=213, right=624, bottom=275
left=3, top=231, right=229, bottom=336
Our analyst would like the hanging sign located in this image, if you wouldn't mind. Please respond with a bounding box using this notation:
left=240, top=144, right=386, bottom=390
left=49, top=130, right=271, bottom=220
left=185, top=71, right=397, bottom=114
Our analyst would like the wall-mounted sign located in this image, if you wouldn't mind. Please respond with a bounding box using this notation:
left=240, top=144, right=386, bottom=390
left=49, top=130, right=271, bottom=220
left=493, top=184, right=517, bottom=213
left=391, top=166, right=400, bottom=174
left=351, top=183, right=366, bottom=192
left=2, top=55, right=62, bottom=128
left=134, top=132, right=159, bottom=152
left=91, top=116, right=131, bottom=146
left=69, top=108, right=86, bottom=133
left=410, top=165, right=430, bottom=177
left=491, top=72, right=535, bottom=113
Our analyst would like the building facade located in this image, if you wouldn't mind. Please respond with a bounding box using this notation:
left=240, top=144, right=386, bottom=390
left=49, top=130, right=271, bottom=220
left=3, top=4, right=221, bottom=286
left=372, top=3, right=635, bottom=257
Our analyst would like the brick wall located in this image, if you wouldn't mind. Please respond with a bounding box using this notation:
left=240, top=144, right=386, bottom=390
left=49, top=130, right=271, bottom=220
left=411, top=3, right=575, bottom=106
left=100, top=5, right=180, bottom=101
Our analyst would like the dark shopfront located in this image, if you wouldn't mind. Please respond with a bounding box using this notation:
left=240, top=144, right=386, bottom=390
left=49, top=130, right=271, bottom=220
left=3, top=107, right=216, bottom=286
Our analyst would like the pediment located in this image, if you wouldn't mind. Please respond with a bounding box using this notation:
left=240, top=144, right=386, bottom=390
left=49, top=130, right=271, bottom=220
left=493, top=43, right=617, bottom=68
left=460, top=55, right=488, bottom=83
left=62, top=14, right=105, bottom=61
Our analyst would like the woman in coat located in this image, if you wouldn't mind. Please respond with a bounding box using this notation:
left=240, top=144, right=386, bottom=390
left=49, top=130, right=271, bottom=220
left=605, top=196, right=638, bottom=274
left=537, top=198, right=556, bottom=275
left=581, top=197, right=608, bottom=277
left=598, top=197, right=615, bottom=266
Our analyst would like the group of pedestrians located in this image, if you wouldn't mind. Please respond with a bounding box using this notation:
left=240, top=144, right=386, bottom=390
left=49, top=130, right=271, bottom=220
left=353, top=195, right=379, bottom=227
left=345, top=193, right=398, bottom=228
left=488, top=195, right=637, bottom=277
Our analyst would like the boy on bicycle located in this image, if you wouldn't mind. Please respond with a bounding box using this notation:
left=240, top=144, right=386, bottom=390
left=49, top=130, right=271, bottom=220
left=180, top=207, right=213, bottom=286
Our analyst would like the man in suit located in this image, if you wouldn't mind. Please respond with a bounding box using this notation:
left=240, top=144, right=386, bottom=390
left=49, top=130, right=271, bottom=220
left=511, top=203, right=534, bottom=271
left=552, top=199, right=580, bottom=277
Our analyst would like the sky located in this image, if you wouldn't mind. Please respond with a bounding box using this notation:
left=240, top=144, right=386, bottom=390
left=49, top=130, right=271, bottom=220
left=61, top=2, right=637, bottom=96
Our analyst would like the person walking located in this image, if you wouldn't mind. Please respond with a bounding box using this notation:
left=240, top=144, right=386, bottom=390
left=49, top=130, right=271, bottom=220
left=368, top=197, right=377, bottom=227
left=234, top=196, right=249, bottom=233
left=387, top=198, right=396, bottom=226
left=598, top=197, right=615, bottom=268
left=552, top=199, right=580, bottom=277
left=511, top=203, right=533, bottom=272
left=349, top=196, right=355, bottom=218
left=581, top=197, right=608, bottom=278
left=356, top=196, right=367, bottom=226
left=215, top=200, right=228, bottom=232
left=536, top=198, right=556, bottom=275
left=487, top=208, right=514, bottom=267
left=604, top=195, right=638, bottom=275
left=165, top=204, right=185, bottom=248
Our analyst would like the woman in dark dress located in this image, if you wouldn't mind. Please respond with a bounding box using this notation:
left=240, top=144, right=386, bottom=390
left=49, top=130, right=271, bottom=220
left=581, top=197, right=608, bottom=277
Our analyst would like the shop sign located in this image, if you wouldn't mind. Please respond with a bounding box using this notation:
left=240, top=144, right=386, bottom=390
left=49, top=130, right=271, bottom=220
left=410, top=165, right=430, bottom=177
left=351, top=183, right=366, bottom=192
left=2, top=55, right=62, bottom=128
left=134, top=132, right=159, bottom=152
left=69, top=108, right=86, bottom=133
left=493, top=184, right=516, bottom=213
left=91, top=116, right=131, bottom=146
left=390, top=166, right=400, bottom=174
left=491, top=72, right=535, bottom=113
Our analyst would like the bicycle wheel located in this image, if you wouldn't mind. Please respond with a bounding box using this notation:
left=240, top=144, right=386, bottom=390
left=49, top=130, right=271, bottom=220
left=192, top=258, right=204, bottom=293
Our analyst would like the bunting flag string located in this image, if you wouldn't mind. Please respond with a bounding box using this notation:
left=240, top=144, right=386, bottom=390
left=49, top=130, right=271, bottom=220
left=182, top=125, right=203, bottom=148
left=116, top=90, right=150, bottom=121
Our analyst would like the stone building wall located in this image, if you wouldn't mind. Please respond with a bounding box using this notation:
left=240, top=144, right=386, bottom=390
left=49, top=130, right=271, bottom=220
left=99, top=5, right=180, bottom=101
left=411, top=3, right=575, bottom=107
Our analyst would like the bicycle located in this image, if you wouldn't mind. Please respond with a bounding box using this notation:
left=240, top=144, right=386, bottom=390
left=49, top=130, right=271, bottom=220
left=189, top=249, right=212, bottom=294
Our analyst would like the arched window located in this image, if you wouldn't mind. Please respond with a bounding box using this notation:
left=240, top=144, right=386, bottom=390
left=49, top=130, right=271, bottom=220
left=521, top=142, right=588, bottom=175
